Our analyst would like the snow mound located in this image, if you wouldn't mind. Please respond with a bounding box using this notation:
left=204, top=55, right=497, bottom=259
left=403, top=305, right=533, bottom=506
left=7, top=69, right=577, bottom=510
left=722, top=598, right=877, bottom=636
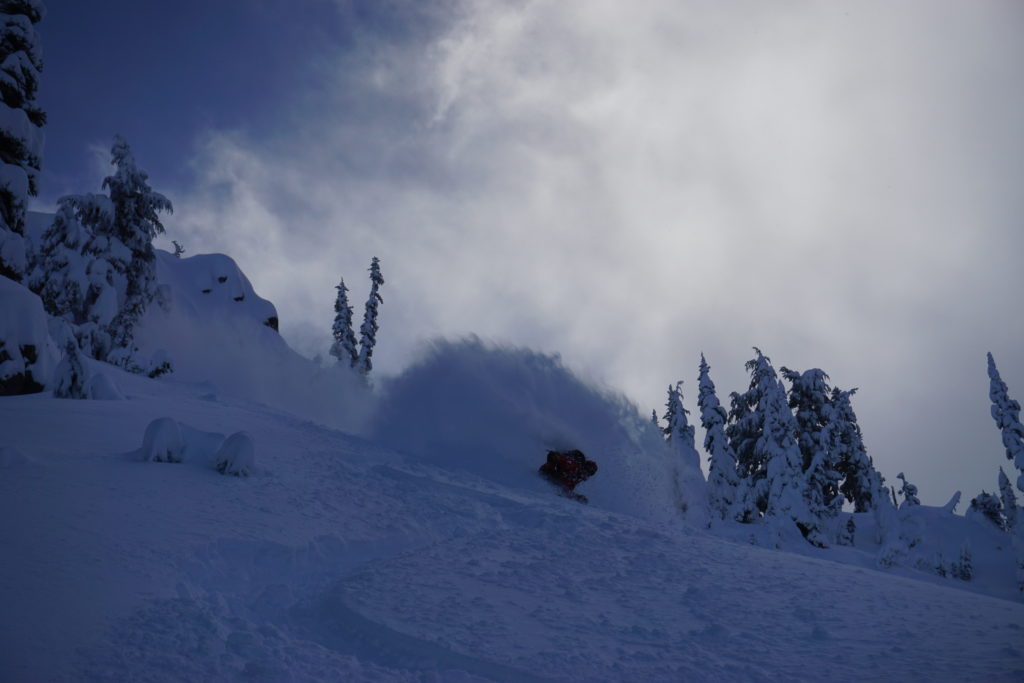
left=88, top=372, right=123, bottom=400
left=368, top=338, right=676, bottom=521
left=140, top=417, right=185, bottom=463
left=214, top=431, right=255, bottom=477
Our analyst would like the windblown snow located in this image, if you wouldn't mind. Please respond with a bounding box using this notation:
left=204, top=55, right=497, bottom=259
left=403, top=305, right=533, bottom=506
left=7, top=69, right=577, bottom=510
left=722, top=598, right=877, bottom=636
left=2, top=249, right=1023, bottom=682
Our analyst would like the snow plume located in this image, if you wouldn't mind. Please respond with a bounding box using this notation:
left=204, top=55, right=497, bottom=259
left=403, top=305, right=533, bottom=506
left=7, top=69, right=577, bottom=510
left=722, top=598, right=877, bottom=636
left=368, top=337, right=677, bottom=522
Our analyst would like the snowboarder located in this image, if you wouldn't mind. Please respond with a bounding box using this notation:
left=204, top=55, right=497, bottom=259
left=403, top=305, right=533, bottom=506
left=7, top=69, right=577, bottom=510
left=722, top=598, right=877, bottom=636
left=539, top=449, right=598, bottom=503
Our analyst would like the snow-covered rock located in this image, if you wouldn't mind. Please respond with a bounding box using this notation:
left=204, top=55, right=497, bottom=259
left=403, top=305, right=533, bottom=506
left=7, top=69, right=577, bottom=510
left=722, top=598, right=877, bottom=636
left=213, top=431, right=255, bottom=477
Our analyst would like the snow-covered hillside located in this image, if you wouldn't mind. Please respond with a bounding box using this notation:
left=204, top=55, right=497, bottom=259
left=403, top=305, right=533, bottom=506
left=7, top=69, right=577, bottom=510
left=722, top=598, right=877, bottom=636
left=3, top=243, right=1024, bottom=681
left=2, top=368, right=1024, bottom=681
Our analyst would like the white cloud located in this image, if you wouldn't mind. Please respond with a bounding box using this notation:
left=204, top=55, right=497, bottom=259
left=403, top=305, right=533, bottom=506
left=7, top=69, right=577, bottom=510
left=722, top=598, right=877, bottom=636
left=164, top=0, right=1024, bottom=503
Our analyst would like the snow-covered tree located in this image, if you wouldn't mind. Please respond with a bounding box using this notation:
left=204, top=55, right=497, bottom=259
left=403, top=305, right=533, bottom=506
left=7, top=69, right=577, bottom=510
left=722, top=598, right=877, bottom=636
left=988, top=353, right=1024, bottom=494
left=897, top=472, right=920, bottom=508
left=663, top=379, right=708, bottom=524
left=952, top=541, right=973, bottom=581
left=726, top=349, right=777, bottom=512
left=355, top=256, right=383, bottom=375
left=52, top=339, right=89, bottom=399
left=999, top=467, right=1018, bottom=531
left=781, top=367, right=842, bottom=526
left=698, top=354, right=752, bottom=522
left=967, top=491, right=1004, bottom=530
left=0, top=0, right=45, bottom=282
left=329, top=276, right=358, bottom=367
left=32, top=193, right=120, bottom=359
left=102, top=136, right=172, bottom=368
left=755, top=358, right=827, bottom=546
left=31, top=138, right=171, bottom=366
left=650, top=409, right=659, bottom=430
left=663, top=381, right=695, bottom=448
left=830, top=387, right=884, bottom=512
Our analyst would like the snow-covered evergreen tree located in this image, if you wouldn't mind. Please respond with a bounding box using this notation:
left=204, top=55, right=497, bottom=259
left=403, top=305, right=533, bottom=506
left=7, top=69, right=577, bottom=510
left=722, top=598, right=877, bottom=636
left=663, top=379, right=708, bottom=524
left=0, top=0, right=45, bottom=282
left=663, top=381, right=695, bottom=449
left=988, top=352, right=1024, bottom=495
left=897, top=472, right=920, bottom=508
left=30, top=195, right=120, bottom=358
left=52, top=338, right=89, bottom=399
left=999, top=467, right=1018, bottom=531
left=355, top=256, right=383, bottom=376
left=754, top=356, right=826, bottom=547
left=726, top=349, right=776, bottom=513
left=952, top=541, right=973, bottom=581
left=830, top=387, right=883, bottom=512
left=329, top=277, right=358, bottom=367
left=650, top=409, right=659, bottom=430
left=967, top=491, right=1004, bottom=530
left=698, top=354, right=751, bottom=522
left=781, top=367, right=842, bottom=528
left=102, top=136, right=172, bottom=369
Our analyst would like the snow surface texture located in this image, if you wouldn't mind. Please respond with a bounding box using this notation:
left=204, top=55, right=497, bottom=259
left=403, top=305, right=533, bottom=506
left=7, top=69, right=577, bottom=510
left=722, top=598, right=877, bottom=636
left=2, top=371, right=1023, bottom=681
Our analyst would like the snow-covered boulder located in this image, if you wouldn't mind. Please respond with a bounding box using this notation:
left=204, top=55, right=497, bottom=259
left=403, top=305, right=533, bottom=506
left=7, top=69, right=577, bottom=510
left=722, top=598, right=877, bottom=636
left=0, top=274, right=57, bottom=395
left=140, top=417, right=185, bottom=463
left=213, top=431, right=255, bottom=477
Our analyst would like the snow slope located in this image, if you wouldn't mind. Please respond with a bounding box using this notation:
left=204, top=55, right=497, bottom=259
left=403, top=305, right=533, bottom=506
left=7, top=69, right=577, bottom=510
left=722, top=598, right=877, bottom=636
left=2, top=364, right=1024, bottom=681
left=3, top=235, right=1023, bottom=680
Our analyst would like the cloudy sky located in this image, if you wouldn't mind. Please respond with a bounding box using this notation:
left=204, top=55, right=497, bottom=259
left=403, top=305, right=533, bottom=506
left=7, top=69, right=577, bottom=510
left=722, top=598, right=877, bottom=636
left=36, top=0, right=1024, bottom=504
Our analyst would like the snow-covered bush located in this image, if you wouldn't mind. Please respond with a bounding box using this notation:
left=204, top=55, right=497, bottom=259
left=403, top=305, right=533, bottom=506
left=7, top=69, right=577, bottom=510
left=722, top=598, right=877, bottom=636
left=140, top=417, right=185, bottom=463
left=52, top=339, right=89, bottom=399
left=967, top=492, right=1004, bottom=530
left=213, top=431, right=254, bottom=477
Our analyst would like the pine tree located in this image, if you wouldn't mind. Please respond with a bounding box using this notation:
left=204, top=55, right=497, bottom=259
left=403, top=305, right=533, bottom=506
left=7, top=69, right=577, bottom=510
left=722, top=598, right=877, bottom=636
left=30, top=195, right=120, bottom=358
left=102, top=136, right=172, bottom=369
left=755, top=357, right=826, bottom=547
left=967, top=491, right=1004, bottom=530
left=726, top=349, right=777, bottom=512
left=52, top=339, right=89, bottom=399
left=0, top=0, right=44, bottom=282
left=896, top=472, right=920, bottom=508
left=329, top=276, right=358, bottom=367
left=999, top=467, right=1018, bottom=531
left=830, top=387, right=884, bottom=512
left=952, top=541, right=973, bottom=581
left=987, top=353, right=1024, bottom=495
left=663, top=381, right=695, bottom=448
left=781, top=367, right=843, bottom=526
left=663, top=379, right=707, bottom=524
left=698, top=354, right=751, bottom=522
left=650, top=409, right=659, bottom=430
left=355, top=256, right=384, bottom=375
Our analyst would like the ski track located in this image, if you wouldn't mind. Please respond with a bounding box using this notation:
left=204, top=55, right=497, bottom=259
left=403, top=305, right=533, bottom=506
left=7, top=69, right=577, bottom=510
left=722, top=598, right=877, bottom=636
left=2, top=390, right=1024, bottom=682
